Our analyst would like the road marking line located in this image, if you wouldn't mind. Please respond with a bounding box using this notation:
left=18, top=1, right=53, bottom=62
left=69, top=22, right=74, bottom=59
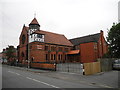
left=26, top=77, right=33, bottom=80
left=8, top=71, right=20, bottom=75
left=99, top=84, right=113, bottom=88
left=26, top=77, right=60, bottom=88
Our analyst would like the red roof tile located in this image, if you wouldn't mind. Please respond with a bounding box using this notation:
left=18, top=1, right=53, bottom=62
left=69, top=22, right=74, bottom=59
left=33, top=30, right=73, bottom=46
left=30, top=18, right=39, bottom=25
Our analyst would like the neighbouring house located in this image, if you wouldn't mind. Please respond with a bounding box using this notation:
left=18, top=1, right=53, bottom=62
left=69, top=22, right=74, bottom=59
left=17, top=18, right=73, bottom=69
left=69, top=30, right=108, bottom=63
left=2, top=46, right=17, bottom=65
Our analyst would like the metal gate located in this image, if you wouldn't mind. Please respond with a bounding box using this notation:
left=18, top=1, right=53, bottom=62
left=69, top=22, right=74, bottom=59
left=56, top=63, right=83, bottom=74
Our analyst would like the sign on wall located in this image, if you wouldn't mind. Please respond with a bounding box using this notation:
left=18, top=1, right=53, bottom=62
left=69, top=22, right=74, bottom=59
left=37, top=45, right=42, bottom=50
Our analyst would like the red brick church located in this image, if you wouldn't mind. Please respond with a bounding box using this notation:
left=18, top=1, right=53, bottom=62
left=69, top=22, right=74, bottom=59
left=17, top=18, right=73, bottom=69
left=17, top=17, right=108, bottom=69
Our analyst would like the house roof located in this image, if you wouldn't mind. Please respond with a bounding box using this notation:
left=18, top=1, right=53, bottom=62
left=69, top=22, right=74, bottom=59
left=31, top=30, right=73, bottom=46
left=67, top=50, right=80, bottom=54
left=29, top=18, right=39, bottom=25
left=70, top=33, right=100, bottom=45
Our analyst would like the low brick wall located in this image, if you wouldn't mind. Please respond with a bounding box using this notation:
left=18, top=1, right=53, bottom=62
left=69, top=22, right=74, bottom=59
left=31, top=62, right=55, bottom=70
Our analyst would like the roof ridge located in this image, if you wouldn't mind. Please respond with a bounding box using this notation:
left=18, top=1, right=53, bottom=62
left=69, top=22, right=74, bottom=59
left=70, top=33, right=100, bottom=40
left=23, top=26, right=64, bottom=36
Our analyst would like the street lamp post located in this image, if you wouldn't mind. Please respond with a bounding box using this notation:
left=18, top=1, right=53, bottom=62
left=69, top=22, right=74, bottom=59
left=27, top=30, right=30, bottom=69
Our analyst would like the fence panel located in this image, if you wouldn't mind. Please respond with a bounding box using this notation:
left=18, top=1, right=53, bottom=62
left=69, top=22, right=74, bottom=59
left=99, top=58, right=115, bottom=72
left=83, top=61, right=101, bottom=75
left=56, top=63, right=83, bottom=74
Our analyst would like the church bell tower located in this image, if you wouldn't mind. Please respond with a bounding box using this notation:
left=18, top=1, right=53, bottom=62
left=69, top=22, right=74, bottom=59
left=28, top=18, right=44, bottom=43
left=29, top=18, right=40, bottom=34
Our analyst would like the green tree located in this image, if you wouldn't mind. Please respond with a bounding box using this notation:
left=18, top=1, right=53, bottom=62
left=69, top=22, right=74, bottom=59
left=107, top=23, right=120, bottom=58
left=5, top=46, right=16, bottom=64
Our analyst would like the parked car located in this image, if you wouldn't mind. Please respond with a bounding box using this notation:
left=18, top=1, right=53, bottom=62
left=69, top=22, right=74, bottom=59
left=112, top=59, right=120, bottom=70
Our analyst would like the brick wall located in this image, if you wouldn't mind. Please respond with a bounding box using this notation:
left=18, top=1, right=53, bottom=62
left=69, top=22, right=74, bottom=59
left=31, top=63, right=55, bottom=70
left=80, top=42, right=96, bottom=63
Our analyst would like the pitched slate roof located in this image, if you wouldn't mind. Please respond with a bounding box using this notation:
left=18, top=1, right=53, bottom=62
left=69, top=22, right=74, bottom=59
left=32, top=30, right=73, bottom=46
left=70, top=33, right=100, bottom=45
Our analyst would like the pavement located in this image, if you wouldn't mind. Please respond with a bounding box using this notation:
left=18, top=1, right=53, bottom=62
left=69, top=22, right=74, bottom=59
left=2, top=64, right=119, bottom=88
left=40, top=71, right=119, bottom=88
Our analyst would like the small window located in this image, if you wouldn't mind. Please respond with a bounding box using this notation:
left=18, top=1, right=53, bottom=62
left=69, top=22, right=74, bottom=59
left=51, top=54, right=53, bottom=60
left=51, top=54, right=56, bottom=60
left=58, top=54, right=60, bottom=60
left=22, top=34, right=26, bottom=44
left=51, top=46, right=56, bottom=51
left=21, top=52, right=24, bottom=57
left=37, top=34, right=42, bottom=38
left=58, top=54, right=62, bottom=60
left=46, top=54, right=48, bottom=61
left=54, top=54, right=56, bottom=60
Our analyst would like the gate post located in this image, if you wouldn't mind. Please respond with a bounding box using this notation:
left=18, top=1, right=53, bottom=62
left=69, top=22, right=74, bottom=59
left=54, top=63, right=56, bottom=71
left=82, top=63, right=85, bottom=75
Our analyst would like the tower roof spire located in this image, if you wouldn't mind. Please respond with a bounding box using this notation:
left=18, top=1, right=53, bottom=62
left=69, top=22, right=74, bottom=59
left=30, top=17, right=39, bottom=25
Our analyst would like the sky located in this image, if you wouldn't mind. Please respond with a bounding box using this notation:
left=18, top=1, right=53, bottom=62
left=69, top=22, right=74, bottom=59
left=0, top=0, right=119, bottom=52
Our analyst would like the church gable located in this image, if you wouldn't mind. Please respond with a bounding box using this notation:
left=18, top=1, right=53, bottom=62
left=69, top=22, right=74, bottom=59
left=19, top=25, right=28, bottom=46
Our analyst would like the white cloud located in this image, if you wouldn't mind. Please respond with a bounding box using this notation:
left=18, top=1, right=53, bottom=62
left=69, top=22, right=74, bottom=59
left=0, top=0, right=119, bottom=52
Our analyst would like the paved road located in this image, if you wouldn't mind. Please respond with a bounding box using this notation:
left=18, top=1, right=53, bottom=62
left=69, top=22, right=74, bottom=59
left=2, top=65, right=99, bottom=88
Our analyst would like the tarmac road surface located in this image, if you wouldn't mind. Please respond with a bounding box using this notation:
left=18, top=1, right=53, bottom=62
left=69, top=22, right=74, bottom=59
left=2, top=65, right=98, bottom=88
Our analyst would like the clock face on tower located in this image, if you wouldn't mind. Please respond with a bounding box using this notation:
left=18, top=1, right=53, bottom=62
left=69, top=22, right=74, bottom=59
left=22, top=34, right=26, bottom=44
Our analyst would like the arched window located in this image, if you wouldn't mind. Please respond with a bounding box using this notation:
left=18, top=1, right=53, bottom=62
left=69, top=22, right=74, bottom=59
left=22, top=34, right=26, bottom=44
left=21, top=52, right=24, bottom=57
